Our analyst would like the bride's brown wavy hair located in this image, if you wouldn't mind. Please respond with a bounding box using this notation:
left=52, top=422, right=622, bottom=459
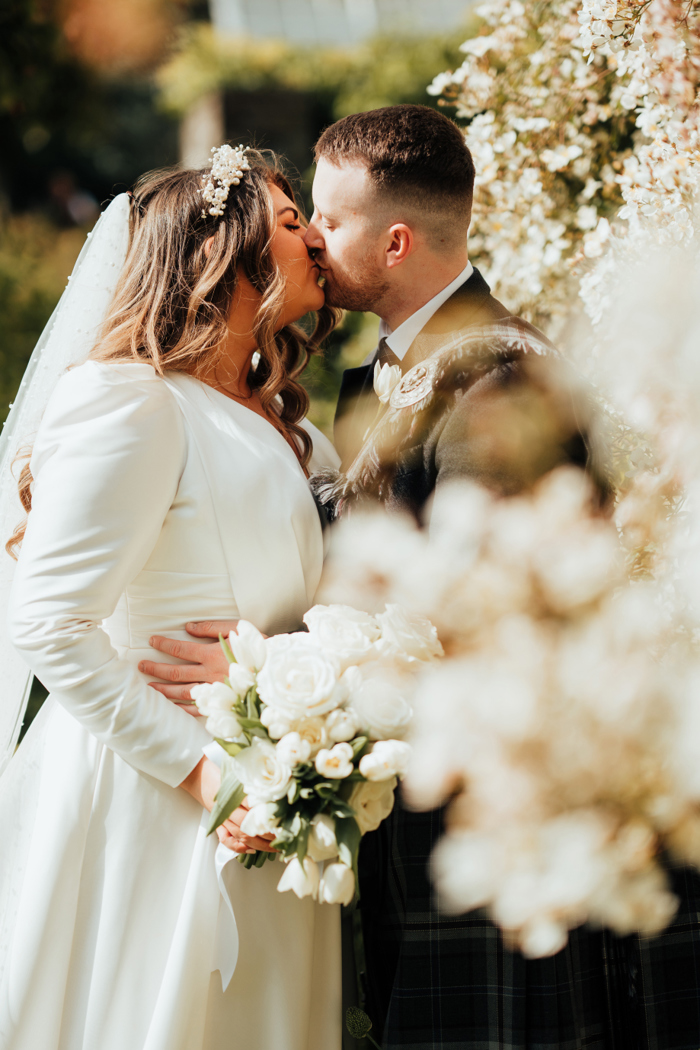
left=8, top=151, right=340, bottom=557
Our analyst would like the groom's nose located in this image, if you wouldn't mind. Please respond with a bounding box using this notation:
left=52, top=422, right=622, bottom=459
left=304, top=212, right=325, bottom=254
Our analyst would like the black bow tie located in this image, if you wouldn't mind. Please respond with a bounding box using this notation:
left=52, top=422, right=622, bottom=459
left=376, top=336, right=402, bottom=372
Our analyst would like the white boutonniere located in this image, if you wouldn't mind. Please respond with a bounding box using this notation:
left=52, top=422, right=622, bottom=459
left=373, top=360, right=402, bottom=404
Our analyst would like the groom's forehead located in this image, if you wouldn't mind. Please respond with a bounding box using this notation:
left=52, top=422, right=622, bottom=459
left=312, top=157, right=375, bottom=216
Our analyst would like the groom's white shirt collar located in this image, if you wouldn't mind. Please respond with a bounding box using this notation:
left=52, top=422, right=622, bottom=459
left=378, top=261, right=474, bottom=362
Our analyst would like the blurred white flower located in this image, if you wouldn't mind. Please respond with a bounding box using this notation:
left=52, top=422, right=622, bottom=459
left=315, top=743, right=354, bottom=779
left=276, top=731, right=312, bottom=766
left=232, top=737, right=292, bottom=805
left=325, top=706, right=359, bottom=743
left=201, top=710, right=245, bottom=741
left=230, top=620, right=267, bottom=672
left=307, top=813, right=338, bottom=862
left=240, top=802, right=278, bottom=837
left=360, top=740, right=412, bottom=781
left=260, top=704, right=294, bottom=740
left=226, top=662, right=256, bottom=697
left=294, top=716, right=329, bottom=755
left=348, top=777, right=398, bottom=834
left=191, top=681, right=244, bottom=741
left=191, top=680, right=237, bottom=713
left=346, top=668, right=413, bottom=741
left=377, top=605, right=444, bottom=662
left=277, top=856, right=320, bottom=899
left=319, top=862, right=356, bottom=905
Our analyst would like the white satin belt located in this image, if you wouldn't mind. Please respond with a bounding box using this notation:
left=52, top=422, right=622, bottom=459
left=204, top=740, right=240, bottom=990
left=212, top=842, right=240, bottom=990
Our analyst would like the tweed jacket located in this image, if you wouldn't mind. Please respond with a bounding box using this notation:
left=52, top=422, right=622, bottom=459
left=316, top=269, right=700, bottom=1050
left=321, top=269, right=607, bottom=524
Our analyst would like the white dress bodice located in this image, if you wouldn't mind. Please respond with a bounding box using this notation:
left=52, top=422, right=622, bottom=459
left=9, top=361, right=337, bottom=787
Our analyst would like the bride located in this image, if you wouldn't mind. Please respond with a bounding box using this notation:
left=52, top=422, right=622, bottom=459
left=0, top=147, right=342, bottom=1050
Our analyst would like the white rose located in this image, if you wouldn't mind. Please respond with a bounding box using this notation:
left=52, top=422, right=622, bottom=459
left=348, top=777, right=398, bottom=833
left=240, top=801, right=279, bottom=837
left=319, top=862, right=356, bottom=905
left=232, top=738, right=292, bottom=804
left=315, top=743, right=355, bottom=779
left=377, top=604, right=443, bottom=662
left=276, top=731, right=312, bottom=766
left=303, top=604, right=380, bottom=670
left=295, top=716, right=329, bottom=755
left=307, top=813, right=338, bottom=861
left=230, top=620, right=267, bottom=672
left=346, top=669, right=413, bottom=741
left=256, top=633, right=342, bottom=719
left=260, top=705, right=294, bottom=740
left=326, top=707, right=359, bottom=743
left=277, top=856, right=320, bottom=899
left=359, top=740, right=412, bottom=782
left=373, top=360, right=402, bottom=405
left=227, top=662, right=256, bottom=697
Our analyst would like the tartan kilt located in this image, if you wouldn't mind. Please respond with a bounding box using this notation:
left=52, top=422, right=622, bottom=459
left=358, top=793, right=700, bottom=1050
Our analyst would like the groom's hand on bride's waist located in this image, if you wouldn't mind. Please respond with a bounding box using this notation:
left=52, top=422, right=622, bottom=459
left=138, top=620, right=237, bottom=708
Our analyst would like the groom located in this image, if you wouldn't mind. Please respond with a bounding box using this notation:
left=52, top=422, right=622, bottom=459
left=304, top=105, right=611, bottom=1050
left=143, top=106, right=700, bottom=1049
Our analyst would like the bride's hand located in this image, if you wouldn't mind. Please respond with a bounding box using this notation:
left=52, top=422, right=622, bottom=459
left=179, top=758, right=276, bottom=854
left=139, top=620, right=239, bottom=708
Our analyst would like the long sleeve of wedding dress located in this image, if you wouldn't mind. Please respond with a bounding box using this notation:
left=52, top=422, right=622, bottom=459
left=8, top=361, right=211, bottom=787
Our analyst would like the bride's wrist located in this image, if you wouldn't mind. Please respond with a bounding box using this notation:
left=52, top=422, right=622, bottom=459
left=178, top=756, right=220, bottom=811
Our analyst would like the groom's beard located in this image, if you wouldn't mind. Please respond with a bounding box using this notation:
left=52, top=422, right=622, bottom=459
left=320, top=257, right=390, bottom=313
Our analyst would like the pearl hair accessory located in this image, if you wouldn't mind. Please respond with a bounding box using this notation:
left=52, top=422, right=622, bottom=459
left=201, top=143, right=251, bottom=218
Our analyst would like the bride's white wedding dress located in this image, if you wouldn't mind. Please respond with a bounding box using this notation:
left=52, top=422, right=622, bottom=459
left=0, top=360, right=342, bottom=1050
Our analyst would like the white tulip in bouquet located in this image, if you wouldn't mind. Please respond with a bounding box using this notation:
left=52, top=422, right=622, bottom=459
left=191, top=603, right=442, bottom=904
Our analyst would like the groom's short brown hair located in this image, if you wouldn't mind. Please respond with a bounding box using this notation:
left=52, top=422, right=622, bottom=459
left=314, top=104, right=474, bottom=250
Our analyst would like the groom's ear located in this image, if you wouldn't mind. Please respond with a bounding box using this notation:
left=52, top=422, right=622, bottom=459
left=385, top=224, right=414, bottom=269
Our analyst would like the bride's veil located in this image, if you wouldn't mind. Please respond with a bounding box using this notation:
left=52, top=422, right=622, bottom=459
left=0, top=193, right=131, bottom=776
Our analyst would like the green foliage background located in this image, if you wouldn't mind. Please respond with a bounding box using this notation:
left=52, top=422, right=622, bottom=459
left=0, top=7, right=474, bottom=437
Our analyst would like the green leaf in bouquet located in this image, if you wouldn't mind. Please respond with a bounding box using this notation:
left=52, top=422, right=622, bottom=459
left=330, top=799, right=356, bottom=820
left=245, top=688, right=260, bottom=722
left=299, top=787, right=315, bottom=799
left=215, top=739, right=246, bottom=757
left=206, top=756, right=245, bottom=835
left=295, top=820, right=311, bottom=865
left=237, top=716, right=265, bottom=730
left=219, top=633, right=235, bottom=665
left=287, top=779, right=302, bottom=805
left=314, top=782, right=339, bottom=800
left=350, top=735, right=368, bottom=757
left=335, top=816, right=361, bottom=872
left=271, top=836, right=295, bottom=856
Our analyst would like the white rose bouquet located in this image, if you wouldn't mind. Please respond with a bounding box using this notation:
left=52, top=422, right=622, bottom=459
left=191, top=603, right=442, bottom=903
